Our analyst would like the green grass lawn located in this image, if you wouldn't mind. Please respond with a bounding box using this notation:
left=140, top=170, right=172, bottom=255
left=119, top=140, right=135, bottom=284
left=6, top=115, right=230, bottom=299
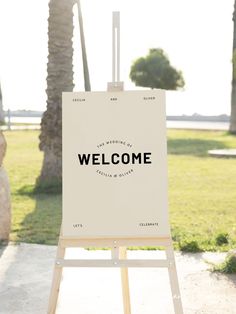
left=3, top=129, right=236, bottom=251
left=4, top=131, right=61, bottom=245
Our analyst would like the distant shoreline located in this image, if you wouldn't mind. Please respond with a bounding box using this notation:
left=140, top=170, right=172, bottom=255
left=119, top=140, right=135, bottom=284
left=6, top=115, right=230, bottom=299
left=3, top=110, right=230, bottom=122
left=166, top=114, right=229, bottom=122
left=3, top=110, right=43, bottom=117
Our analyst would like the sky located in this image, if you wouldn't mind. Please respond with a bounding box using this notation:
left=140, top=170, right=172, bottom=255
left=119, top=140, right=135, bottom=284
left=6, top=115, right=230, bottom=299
left=0, top=0, right=234, bottom=115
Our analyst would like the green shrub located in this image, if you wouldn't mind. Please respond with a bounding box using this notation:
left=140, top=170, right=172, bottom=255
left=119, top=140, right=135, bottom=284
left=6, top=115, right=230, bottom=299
left=215, top=233, right=229, bottom=246
left=213, top=252, right=236, bottom=274
left=179, top=240, right=202, bottom=253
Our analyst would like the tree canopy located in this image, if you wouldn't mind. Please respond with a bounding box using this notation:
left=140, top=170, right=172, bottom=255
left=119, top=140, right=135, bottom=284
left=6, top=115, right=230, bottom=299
left=130, top=48, right=185, bottom=90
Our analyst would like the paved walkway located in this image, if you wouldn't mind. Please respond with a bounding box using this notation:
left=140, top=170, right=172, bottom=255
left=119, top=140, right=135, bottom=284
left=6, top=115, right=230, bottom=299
left=0, top=243, right=236, bottom=314
left=208, top=149, right=236, bottom=158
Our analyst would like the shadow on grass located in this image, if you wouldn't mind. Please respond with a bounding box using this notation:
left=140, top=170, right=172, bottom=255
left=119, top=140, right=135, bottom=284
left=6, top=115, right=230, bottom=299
left=168, top=138, right=227, bottom=157
left=16, top=193, right=62, bottom=245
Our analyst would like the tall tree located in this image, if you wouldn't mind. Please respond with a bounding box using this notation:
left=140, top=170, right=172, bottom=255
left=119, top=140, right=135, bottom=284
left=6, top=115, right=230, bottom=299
left=77, top=0, right=91, bottom=91
left=230, top=0, right=236, bottom=134
left=130, top=48, right=185, bottom=90
left=0, top=83, right=4, bottom=124
left=38, top=0, right=76, bottom=189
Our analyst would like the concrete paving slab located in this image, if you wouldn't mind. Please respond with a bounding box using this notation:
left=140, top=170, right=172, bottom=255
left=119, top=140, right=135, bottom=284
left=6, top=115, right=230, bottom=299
left=0, top=243, right=236, bottom=314
left=208, top=149, right=236, bottom=158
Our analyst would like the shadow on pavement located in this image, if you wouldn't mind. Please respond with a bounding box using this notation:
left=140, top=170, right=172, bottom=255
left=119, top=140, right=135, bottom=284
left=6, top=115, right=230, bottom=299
left=209, top=271, right=236, bottom=287
left=0, top=245, right=7, bottom=258
left=0, top=243, right=55, bottom=314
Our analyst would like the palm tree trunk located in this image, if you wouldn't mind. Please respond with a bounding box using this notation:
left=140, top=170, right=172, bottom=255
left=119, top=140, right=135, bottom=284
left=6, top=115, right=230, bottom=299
left=77, top=0, right=91, bottom=91
left=38, top=0, right=75, bottom=188
left=230, top=0, right=236, bottom=134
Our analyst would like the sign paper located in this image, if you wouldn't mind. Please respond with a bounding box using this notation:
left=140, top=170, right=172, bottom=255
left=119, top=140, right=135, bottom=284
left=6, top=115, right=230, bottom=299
left=62, top=90, right=170, bottom=238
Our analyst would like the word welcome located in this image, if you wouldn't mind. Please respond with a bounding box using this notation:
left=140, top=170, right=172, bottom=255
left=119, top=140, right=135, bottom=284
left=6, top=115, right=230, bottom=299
left=77, top=152, right=152, bottom=165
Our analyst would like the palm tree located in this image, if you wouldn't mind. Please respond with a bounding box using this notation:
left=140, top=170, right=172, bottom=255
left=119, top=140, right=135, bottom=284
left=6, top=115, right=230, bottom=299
left=230, top=0, right=236, bottom=134
left=38, top=0, right=76, bottom=188
left=77, top=0, right=91, bottom=91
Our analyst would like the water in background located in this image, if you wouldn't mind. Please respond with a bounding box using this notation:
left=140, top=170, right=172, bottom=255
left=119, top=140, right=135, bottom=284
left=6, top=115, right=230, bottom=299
left=1, top=115, right=229, bottom=131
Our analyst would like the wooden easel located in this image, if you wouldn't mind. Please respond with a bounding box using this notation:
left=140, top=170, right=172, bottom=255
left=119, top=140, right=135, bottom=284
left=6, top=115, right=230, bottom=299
left=48, top=236, right=183, bottom=314
left=48, top=12, right=183, bottom=314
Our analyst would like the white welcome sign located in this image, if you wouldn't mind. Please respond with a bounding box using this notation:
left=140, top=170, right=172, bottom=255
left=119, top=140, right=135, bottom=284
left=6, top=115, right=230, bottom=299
left=62, top=90, right=170, bottom=238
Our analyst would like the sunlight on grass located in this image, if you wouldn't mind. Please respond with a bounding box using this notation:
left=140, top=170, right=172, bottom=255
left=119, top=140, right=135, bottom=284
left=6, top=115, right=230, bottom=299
left=3, top=129, right=236, bottom=250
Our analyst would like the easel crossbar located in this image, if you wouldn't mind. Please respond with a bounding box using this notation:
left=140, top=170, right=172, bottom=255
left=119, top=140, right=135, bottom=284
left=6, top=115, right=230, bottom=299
left=59, top=237, right=172, bottom=248
left=55, top=259, right=170, bottom=268
left=48, top=240, right=183, bottom=314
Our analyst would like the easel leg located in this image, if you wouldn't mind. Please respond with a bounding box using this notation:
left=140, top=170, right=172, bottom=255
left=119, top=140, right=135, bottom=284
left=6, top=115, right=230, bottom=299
left=166, top=245, right=183, bottom=314
left=119, top=247, right=131, bottom=314
left=48, top=240, right=65, bottom=314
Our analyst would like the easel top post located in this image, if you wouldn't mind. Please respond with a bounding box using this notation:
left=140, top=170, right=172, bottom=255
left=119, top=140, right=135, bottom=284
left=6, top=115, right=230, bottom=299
left=108, top=11, right=124, bottom=92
